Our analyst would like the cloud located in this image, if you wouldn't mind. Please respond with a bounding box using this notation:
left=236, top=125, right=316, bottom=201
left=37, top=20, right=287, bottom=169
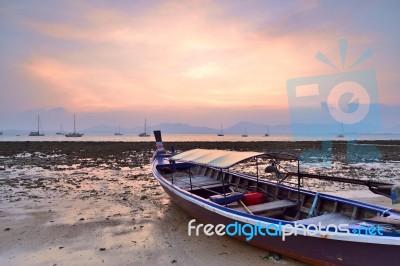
left=23, top=57, right=153, bottom=111
left=2, top=0, right=397, bottom=116
left=23, top=1, right=311, bottom=110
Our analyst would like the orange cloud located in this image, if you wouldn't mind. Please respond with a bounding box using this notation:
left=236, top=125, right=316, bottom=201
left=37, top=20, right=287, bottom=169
left=22, top=1, right=369, bottom=112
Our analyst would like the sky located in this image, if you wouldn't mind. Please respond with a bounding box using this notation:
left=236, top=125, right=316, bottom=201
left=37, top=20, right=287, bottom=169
left=1, top=0, right=400, bottom=130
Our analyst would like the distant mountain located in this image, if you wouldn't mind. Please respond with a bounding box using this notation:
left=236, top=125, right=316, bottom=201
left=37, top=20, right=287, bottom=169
left=81, top=121, right=393, bottom=135
left=2, top=104, right=400, bottom=134
left=83, top=125, right=128, bottom=133
left=49, top=107, right=69, bottom=114
left=148, top=123, right=216, bottom=134
left=83, top=123, right=217, bottom=134
left=225, top=121, right=274, bottom=134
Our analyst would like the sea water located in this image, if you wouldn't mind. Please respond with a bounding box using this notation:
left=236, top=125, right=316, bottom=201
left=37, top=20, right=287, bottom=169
left=1, top=133, right=400, bottom=142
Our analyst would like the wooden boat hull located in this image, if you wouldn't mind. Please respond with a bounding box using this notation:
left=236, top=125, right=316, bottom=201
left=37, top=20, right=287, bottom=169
left=152, top=156, right=400, bottom=266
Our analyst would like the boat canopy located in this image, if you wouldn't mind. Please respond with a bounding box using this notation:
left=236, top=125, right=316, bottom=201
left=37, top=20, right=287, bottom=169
left=170, top=149, right=298, bottom=169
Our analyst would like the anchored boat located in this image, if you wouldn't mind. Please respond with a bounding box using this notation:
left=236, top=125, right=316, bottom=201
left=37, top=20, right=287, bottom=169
left=56, top=124, right=65, bottom=135
left=29, top=115, right=45, bottom=136
left=151, top=130, right=400, bottom=266
left=138, top=118, right=150, bottom=137
left=114, top=125, right=123, bottom=136
left=265, top=125, right=270, bottom=137
left=65, top=114, right=83, bottom=137
left=242, top=128, right=248, bottom=137
left=217, top=124, right=224, bottom=136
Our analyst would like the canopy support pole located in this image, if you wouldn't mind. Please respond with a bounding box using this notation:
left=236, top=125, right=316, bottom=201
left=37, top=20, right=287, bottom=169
left=297, top=159, right=301, bottom=205
left=170, top=160, right=175, bottom=185
left=189, top=167, right=193, bottom=191
left=256, top=158, right=259, bottom=190
left=221, top=168, right=227, bottom=204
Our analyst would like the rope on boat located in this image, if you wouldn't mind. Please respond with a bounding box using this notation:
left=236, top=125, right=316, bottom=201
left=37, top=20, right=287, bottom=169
left=308, top=192, right=320, bottom=218
left=381, top=208, right=391, bottom=217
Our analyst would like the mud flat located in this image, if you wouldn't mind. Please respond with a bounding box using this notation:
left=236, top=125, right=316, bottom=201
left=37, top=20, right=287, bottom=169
left=1, top=141, right=399, bottom=265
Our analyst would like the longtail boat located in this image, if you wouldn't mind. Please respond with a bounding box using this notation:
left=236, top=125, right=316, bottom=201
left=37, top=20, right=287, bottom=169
left=151, top=131, right=400, bottom=265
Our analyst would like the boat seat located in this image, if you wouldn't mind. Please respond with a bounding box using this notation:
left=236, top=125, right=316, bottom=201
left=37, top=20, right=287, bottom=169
left=210, top=192, right=244, bottom=205
left=173, top=175, right=221, bottom=190
left=233, top=200, right=298, bottom=214
left=297, top=213, right=358, bottom=226
left=189, top=183, right=230, bottom=192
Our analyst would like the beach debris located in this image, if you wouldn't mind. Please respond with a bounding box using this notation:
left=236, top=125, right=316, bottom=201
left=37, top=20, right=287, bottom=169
left=171, top=259, right=177, bottom=263
left=99, top=248, right=106, bottom=251
left=4, top=228, right=10, bottom=231
left=264, top=252, right=283, bottom=262
left=72, top=171, right=88, bottom=175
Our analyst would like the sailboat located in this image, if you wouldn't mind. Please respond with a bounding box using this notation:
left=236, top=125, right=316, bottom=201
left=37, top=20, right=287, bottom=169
left=242, top=128, right=248, bottom=137
left=338, top=122, right=345, bottom=138
left=114, top=125, right=123, bottom=136
left=29, top=115, right=45, bottom=136
left=56, top=124, right=65, bottom=135
left=264, top=125, right=270, bottom=137
left=217, top=124, right=224, bottom=136
left=138, top=118, right=150, bottom=137
left=65, top=114, right=83, bottom=137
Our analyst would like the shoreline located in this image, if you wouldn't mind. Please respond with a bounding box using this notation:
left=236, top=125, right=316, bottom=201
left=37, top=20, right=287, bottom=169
left=1, top=140, right=400, bottom=159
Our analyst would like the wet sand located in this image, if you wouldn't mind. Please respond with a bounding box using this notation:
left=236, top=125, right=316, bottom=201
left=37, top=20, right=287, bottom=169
left=1, top=141, right=399, bottom=265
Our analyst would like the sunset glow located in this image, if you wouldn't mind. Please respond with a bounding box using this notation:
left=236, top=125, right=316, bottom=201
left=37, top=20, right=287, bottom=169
left=1, top=1, right=399, bottom=128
